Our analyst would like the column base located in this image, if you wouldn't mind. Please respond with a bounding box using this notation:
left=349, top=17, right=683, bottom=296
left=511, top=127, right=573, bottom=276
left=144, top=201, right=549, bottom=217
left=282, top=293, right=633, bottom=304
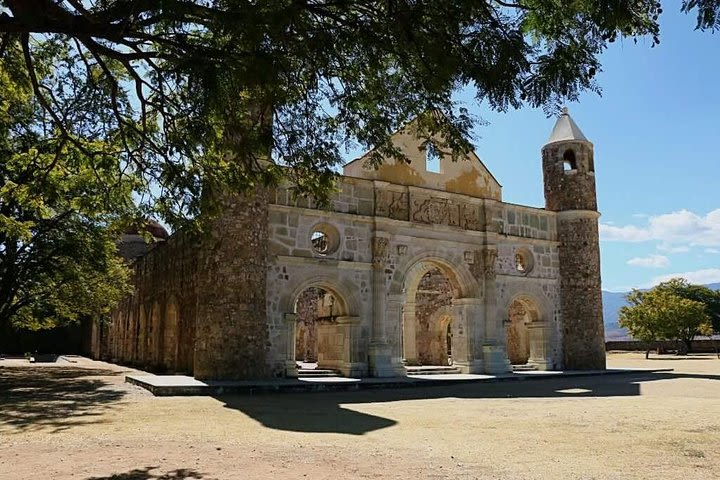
left=338, top=362, right=368, bottom=378
left=285, top=360, right=299, bottom=378
left=369, top=342, right=401, bottom=377
left=454, top=359, right=484, bottom=374
left=483, top=345, right=512, bottom=374
left=528, top=358, right=553, bottom=371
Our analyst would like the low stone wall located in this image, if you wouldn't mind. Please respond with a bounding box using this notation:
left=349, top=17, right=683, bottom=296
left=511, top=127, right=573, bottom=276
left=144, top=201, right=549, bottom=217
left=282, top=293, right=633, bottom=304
left=606, top=339, right=720, bottom=353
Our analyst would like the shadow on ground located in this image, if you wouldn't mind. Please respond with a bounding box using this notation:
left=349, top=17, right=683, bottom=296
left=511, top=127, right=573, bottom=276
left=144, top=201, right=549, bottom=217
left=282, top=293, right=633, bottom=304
left=85, top=467, right=212, bottom=480
left=0, top=366, right=128, bottom=433
left=217, top=371, right=720, bottom=435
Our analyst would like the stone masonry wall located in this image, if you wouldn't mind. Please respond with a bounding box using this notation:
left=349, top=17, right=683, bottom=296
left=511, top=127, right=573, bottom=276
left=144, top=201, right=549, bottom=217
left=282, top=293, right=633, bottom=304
left=193, top=189, right=270, bottom=380
left=101, top=230, right=201, bottom=374
left=557, top=215, right=605, bottom=369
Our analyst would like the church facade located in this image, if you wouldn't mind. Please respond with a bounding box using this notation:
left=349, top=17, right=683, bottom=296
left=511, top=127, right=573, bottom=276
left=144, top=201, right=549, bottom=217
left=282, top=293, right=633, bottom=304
left=91, top=109, right=605, bottom=380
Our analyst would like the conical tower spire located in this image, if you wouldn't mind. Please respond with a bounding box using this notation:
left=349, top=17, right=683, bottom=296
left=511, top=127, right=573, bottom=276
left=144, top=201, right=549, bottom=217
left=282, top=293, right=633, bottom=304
left=546, top=107, right=590, bottom=145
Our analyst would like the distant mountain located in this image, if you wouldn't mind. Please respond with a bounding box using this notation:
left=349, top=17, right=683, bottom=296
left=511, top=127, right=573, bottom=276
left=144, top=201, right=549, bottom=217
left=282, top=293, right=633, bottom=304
left=602, top=283, right=720, bottom=340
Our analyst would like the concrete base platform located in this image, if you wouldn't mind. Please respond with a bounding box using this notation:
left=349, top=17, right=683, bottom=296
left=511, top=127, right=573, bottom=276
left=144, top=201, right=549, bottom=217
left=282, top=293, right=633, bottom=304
left=125, top=367, right=674, bottom=396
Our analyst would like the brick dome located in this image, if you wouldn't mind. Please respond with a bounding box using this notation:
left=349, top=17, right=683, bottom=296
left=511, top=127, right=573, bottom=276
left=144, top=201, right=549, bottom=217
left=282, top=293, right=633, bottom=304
left=124, top=219, right=170, bottom=240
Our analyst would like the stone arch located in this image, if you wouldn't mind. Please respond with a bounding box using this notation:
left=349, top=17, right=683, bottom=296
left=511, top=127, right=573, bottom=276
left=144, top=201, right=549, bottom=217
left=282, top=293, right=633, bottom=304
left=502, top=289, right=554, bottom=370
left=389, top=250, right=480, bottom=299
left=391, top=251, right=481, bottom=370
left=280, top=274, right=362, bottom=378
left=163, top=296, right=179, bottom=371
left=281, top=274, right=359, bottom=318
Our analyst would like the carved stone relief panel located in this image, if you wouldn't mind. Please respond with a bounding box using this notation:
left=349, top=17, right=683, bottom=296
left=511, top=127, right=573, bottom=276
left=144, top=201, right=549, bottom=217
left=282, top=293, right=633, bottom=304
left=375, top=189, right=409, bottom=220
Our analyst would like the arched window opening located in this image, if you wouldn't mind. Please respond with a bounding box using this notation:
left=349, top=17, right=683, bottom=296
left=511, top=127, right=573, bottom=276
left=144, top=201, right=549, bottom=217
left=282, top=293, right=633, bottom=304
left=563, top=149, right=577, bottom=172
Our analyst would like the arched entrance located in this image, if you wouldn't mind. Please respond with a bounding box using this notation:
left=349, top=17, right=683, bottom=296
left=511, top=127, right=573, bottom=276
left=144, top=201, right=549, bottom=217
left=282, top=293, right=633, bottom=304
left=293, top=286, right=337, bottom=368
left=505, top=295, right=551, bottom=370
left=284, top=282, right=362, bottom=378
left=402, top=267, right=455, bottom=367
left=401, top=259, right=479, bottom=373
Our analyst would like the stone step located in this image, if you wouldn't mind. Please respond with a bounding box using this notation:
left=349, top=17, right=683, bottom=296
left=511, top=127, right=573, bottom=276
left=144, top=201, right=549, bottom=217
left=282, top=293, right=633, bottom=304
left=512, top=364, right=539, bottom=372
left=297, top=369, right=341, bottom=377
left=405, top=366, right=461, bottom=375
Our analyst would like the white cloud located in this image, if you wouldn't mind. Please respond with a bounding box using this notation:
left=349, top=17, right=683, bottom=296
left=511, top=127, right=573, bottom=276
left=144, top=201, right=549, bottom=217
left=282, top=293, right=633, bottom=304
left=626, top=254, right=670, bottom=268
left=632, top=213, right=648, bottom=219
left=651, top=268, right=720, bottom=286
left=599, top=224, right=653, bottom=242
left=705, top=248, right=720, bottom=254
left=657, top=244, right=691, bottom=253
left=600, top=208, right=720, bottom=248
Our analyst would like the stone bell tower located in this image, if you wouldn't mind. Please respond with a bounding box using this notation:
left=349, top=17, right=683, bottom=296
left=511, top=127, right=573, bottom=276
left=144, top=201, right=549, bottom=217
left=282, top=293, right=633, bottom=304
left=542, top=108, right=605, bottom=370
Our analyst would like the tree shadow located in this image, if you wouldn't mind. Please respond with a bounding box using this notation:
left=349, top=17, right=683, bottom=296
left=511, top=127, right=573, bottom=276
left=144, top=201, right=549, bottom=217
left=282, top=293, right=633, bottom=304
left=0, top=366, right=128, bottom=433
left=646, top=356, right=718, bottom=360
left=85, top=467, right=211, bottom=480
left=217, top=371, right=719, bottom=435
left=220, top=392, right=398, bottom=435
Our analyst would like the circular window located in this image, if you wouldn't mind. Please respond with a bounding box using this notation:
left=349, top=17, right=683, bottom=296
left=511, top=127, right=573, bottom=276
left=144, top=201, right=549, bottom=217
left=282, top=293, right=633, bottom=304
left=310, top=223, right=340, bottom=256
left=515, top=249, right=534, bottom=274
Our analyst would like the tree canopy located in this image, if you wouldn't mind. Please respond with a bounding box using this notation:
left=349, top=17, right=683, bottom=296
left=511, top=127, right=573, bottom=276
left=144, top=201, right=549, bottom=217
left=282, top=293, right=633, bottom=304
left=1, top=2, right=719, bottom=331
left=619, top=278, right=714, bottom=356
left=1, top=1, right=718, bottom=228
left=0, top=42, right=133, bottom=329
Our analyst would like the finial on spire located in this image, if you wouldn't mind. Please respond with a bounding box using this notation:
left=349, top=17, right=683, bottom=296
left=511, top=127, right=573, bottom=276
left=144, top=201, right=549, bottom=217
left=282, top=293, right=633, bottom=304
left=561, top=106, right=569, bottom=115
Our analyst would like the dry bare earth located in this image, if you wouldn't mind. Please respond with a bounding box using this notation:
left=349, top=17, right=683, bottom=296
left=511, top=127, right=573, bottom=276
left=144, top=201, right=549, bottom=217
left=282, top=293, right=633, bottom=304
left=0, top=353, right=719, bottom=480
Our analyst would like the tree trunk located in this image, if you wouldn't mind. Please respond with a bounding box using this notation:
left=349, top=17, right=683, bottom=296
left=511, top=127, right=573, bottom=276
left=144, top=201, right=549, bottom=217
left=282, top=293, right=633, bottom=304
left=645, top=347, right=650, bottom=359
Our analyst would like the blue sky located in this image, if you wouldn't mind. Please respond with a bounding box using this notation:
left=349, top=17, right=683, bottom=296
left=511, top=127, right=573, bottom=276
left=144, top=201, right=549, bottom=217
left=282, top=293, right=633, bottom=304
left=396, top=8, right=718, bottom=292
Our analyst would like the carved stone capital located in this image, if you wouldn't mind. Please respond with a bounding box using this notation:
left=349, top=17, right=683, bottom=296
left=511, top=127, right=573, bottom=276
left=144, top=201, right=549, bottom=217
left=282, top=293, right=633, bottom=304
left=372, top=237, right=390, bottom=268
left=481, top=246, right=498, bottom=280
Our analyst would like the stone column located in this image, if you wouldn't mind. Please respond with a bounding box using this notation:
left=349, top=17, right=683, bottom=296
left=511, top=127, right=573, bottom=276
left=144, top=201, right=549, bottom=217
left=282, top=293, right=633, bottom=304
left=368, top=235, right=396, bottom=377
left=527, top=321, right=552, bottom=370
left=284, top=313, right=298, bottom=378
left=402, top=301, right=418, bottom=365
left=479, top=246, right=512, bottom=374
left=451, top=298, right=484, bottom=373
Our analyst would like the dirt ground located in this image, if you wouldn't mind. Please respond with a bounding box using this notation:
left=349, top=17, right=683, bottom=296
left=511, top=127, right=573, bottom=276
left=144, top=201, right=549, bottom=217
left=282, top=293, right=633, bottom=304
left=1, top=352, right=719, bottom=480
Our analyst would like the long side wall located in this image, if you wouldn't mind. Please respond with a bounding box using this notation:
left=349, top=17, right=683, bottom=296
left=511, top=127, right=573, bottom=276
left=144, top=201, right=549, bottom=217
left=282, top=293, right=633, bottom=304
left=95, top=231, right=201, bottom=373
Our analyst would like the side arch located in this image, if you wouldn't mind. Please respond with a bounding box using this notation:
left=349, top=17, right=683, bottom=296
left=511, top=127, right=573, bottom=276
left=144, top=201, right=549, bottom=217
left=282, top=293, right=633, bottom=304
left=501, top=284, right=557, bottom=370
left=278, top=271, right=366, bottom=378
left=280, top=274, right=361, bottom=317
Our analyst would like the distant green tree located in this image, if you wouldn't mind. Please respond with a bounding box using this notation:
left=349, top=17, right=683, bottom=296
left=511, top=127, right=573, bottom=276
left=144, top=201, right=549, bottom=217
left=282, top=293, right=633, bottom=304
left=654, top=278, right=720, bottom=334
left=619, top=280, right=713, bottom=357
left=0, top=43, right=133, bottom=331
left=619, top=289, right=669, bottom=359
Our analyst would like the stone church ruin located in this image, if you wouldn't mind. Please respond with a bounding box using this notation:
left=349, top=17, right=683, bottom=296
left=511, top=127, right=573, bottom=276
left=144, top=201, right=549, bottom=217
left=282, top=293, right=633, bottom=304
left=91, top=109, right=605, bottom=380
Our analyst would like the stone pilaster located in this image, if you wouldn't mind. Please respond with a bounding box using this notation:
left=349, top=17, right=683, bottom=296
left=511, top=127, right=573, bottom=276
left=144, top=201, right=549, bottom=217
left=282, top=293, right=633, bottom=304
left=401, top=301, right=418, bottom=365
left=451, top=298, right=484, bottom=373
left=368, top=235, right=396, bottom=376
left=477, top=246, right=511, bottom=374
left=284, top=313, right=298, bottom=378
